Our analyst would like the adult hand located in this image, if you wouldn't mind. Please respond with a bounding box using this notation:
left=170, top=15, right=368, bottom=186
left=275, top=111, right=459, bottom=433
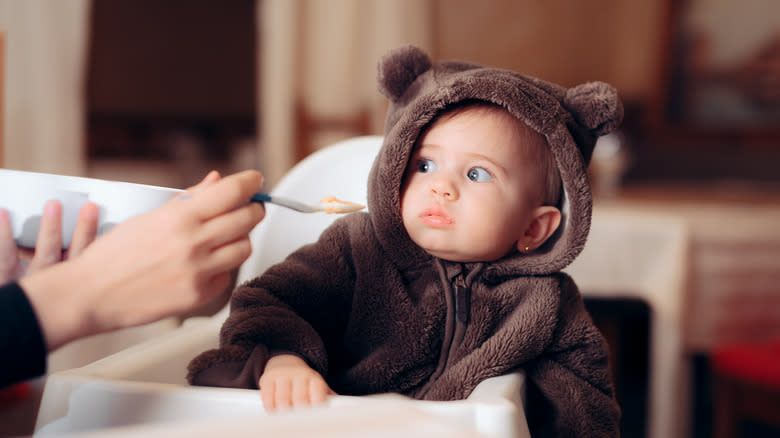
left=1, top=170, right=221, bottom=285
left=19, top=169, right=265, bottom=351
left=0, top=201, right=99, bottom=285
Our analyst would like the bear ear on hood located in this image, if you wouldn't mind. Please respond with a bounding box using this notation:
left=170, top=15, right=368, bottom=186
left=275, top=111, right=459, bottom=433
left=377, top=45, right=432, bottom=101
left=563, top=82, right=624, bottom=137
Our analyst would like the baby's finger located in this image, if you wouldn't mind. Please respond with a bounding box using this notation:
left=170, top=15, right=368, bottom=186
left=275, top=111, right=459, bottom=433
left=28, top=201, right=64, bottom=272
left=292, top=378, right=311, bottom=407
left=260, top=379, right=277, bottom=411
left=67, top=202, right=100, bottom=259
left=274, top=379, right=294, bottom=409
left=309, top=379, right=330, bottom=405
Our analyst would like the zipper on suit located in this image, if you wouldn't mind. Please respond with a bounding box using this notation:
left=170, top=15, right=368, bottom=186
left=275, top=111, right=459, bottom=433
left=454, top=273, right=470, bottom=324
left=447, top=271, right=470, bottom=364
left=418, top=266, right=471, bottom=397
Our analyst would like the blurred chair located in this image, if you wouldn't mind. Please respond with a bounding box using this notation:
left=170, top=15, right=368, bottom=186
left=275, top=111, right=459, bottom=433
left=235, top=135, right=382, bottom=283
left=712, top=338, right=780, bottom=438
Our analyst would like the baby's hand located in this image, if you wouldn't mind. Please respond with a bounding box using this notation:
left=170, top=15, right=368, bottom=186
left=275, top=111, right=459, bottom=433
left=259, top=353, right=333, bottom=411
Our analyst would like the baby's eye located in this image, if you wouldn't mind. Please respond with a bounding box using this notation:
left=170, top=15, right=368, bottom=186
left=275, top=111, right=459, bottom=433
left=417, top=159, right=438, bottom=173
left=467, top=167, right=493, bottom=182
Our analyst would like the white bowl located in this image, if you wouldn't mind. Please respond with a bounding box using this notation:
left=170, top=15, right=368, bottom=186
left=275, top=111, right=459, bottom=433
left=0, top=169, right=182, bottom=248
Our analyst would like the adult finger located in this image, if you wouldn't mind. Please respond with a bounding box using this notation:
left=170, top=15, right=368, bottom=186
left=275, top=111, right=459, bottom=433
left=183, top=170, right=263, bottom=221
left=28, top=201, right=64, bottom=273
left=17, top=247, right=35, bottom=264
left=66, top=202, right=100, bottom=259
left=198, top=202, right=264, bottom=249
left=202, top=237, right=253, bottom=277
left=165, top=171, right=221, bottom=207
left=195, top=271, right=234, bottom=310
left=191, top=270, right=234, bottom=315
left=184, top=170, right=221, bottom=192
left=0, top=209, right=21, bottom=283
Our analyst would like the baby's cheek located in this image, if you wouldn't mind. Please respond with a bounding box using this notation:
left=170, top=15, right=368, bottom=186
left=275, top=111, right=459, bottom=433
left=399, top=195, right=415, bottom=226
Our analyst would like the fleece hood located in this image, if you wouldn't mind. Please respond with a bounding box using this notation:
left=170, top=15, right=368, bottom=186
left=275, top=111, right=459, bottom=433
left=367, top=45, right=623, bottom=275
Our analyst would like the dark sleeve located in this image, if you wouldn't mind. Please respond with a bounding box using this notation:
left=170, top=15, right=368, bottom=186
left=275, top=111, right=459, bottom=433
left=0, top=282, right=47, bottom=389
left=188, top=218, right=359, bottom=388
left=524, top=274, right=621, bottom=438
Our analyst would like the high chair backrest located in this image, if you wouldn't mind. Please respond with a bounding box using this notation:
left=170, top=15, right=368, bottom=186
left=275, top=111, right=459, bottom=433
left=236, top=136, right=383, bottom=286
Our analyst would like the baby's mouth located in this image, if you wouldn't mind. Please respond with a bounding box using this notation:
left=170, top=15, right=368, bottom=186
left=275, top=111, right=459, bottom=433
left=420, top=205, right=454, bottom=226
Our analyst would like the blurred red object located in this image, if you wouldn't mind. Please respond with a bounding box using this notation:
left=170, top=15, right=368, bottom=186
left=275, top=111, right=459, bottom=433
left=712, top=338, right=780, bottom=438
left=0, top=382, right=31, bottom=409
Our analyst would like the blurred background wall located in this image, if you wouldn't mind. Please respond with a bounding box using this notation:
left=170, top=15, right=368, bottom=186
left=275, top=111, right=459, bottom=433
left=2, top=0, right=777, bottom=189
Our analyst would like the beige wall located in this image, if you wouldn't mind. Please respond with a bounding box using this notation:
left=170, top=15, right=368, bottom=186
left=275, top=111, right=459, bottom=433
left=0, top=0, right=91, bottom=175
left=259, top=0, right=669, bottom=185
left=432, top=0, right=666, bottom=101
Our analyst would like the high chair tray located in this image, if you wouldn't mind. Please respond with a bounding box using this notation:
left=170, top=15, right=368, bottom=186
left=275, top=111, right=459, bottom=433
left=39, top=389, right=495, bottom=438
left=34, top=317, right=529, bottom=438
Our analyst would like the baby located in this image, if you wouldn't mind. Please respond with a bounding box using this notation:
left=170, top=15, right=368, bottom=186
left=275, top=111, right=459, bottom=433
left=189, top=45, right=623, bottom=437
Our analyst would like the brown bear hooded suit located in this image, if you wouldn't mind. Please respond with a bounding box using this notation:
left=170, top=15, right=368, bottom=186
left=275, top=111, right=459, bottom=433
left=189, top=45, right=624, bottom=437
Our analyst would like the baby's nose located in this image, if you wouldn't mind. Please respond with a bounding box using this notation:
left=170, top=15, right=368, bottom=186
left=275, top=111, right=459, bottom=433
left=431, top=179, right=457, bottom=199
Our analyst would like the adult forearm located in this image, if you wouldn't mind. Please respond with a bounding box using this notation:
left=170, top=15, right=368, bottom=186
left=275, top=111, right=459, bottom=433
left=19, top=259, right=96, bottom=351
left=16, top=170, right=265, bottom=352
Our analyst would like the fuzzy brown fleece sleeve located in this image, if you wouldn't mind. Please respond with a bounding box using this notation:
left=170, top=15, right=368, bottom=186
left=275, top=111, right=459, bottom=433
left=523, top=275, right=620, bottom=438
left=187, top=344, right=269, bottom=389
left=187, top=216, right=362, bottom=388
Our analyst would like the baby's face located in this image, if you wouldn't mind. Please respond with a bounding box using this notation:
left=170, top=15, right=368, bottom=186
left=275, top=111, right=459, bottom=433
left=400, top=107, right=542, bottom=262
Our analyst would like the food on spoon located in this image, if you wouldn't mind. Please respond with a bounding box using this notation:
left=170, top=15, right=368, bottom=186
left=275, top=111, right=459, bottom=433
left=320, top=196, right=365, bottom=214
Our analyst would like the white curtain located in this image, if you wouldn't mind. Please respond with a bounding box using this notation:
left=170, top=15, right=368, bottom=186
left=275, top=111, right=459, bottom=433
left=257, top=0, right=432, bottom=188
left=0, top=0, right=90, bottom=175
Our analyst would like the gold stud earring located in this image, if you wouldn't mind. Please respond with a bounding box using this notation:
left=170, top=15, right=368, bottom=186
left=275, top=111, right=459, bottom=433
left=524, top=246, right=530, bottom=252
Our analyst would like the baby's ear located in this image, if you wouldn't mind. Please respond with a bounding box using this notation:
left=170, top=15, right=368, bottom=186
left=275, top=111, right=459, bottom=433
left=517, top=206, right=562, bottom=252
left=377, top=45, right=432, bottom=101
left=563, top=82, right=623, bottom=137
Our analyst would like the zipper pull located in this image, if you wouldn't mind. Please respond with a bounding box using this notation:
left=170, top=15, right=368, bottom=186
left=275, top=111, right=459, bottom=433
left=454, top=282, right=470, bottom=324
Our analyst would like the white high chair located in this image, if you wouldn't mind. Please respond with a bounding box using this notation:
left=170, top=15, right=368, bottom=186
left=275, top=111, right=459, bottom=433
left=34, top=136, right=531, bottom=438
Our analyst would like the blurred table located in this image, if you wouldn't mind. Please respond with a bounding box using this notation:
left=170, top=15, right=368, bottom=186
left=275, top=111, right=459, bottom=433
left=566, top=207, right=688, bottom=438
left=605, top=183, right=780, bottom=352
left=568, top=183, right=780, bottom=438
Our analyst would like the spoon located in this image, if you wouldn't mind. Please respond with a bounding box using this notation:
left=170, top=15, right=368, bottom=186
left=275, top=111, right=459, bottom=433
left=251, top=193, right=365, bottom=214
